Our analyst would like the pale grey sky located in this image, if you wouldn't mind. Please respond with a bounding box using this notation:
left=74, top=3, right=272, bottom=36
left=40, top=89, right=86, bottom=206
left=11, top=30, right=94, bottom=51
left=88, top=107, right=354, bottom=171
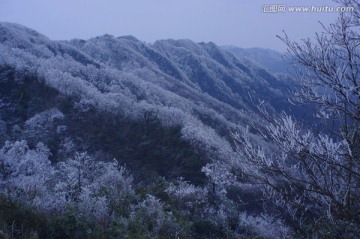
left=0, top=0, right=345, bottom=51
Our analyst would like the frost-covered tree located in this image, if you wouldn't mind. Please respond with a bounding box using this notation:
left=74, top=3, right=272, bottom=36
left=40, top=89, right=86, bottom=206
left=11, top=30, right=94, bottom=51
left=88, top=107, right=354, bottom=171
left=235, top=114, right=360, bottom=236
left=234, top=1, right=360, bottom=237
left=55, top=152, right=134, bottom=221
left=126, top=195, right=182, bottom=238
left=0, top=140, right=56, bottom=209
left=0, top=141, right=135, bottom=222
left=24, top=108, right=64, bottom=146
left=165, top=177, right=208, bottom=218
left=279, top=0, right=360, bottom=137
left=238, top=213, right=291, bottom=239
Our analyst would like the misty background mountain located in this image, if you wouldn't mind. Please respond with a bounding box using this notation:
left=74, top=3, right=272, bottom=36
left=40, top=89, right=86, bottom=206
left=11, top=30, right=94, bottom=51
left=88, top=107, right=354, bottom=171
left=222, top=46, right=291, bottom=75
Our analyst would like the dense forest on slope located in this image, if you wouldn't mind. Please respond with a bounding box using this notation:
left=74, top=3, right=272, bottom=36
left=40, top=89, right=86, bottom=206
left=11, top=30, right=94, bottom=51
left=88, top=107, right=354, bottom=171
left=0, top=22, right=300, bottom=239
left=1, top=10, right=359, bottom=238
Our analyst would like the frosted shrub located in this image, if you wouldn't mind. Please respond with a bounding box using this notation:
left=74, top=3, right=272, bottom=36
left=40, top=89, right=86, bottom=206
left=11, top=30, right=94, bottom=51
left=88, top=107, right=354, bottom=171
left=0, top=142, right=135, bottom=221
left=238, top=213, right=292, bottom=239
left=166, top=178, right=208, bottom=218
left=0, top=141, right=55, bottom=208
left=166, top=178, right=207, bottom=204
left=128, top=195, right=180, bottom=238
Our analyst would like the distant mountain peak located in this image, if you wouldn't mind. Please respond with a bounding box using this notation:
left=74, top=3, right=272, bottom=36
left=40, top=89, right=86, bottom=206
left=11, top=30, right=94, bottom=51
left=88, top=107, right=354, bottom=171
left=223, top=46, right=291, bottom=75
left=116, top=35, right=140, bottom=42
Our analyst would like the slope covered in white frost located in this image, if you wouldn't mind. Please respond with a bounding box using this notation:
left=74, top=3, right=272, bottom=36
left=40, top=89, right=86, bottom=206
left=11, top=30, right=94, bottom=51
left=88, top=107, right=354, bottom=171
left=0, top=22, right=300, bottom=166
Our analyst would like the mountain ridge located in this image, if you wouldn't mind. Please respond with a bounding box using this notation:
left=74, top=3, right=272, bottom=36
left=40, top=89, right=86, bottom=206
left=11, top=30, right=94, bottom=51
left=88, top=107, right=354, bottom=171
left=0, top=22, right=306, bottom=171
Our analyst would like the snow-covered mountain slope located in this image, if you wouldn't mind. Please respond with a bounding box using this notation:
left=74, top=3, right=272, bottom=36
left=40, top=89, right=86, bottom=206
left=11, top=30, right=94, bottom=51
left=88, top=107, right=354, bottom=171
left=0, top=22, right=303, bottom=169
left=71, top=35, right=295, bottom=112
